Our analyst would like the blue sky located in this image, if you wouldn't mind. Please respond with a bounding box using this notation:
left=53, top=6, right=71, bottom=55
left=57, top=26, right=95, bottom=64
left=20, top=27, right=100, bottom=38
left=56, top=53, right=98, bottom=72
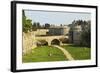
left=24, top=10, right=91, bottom=25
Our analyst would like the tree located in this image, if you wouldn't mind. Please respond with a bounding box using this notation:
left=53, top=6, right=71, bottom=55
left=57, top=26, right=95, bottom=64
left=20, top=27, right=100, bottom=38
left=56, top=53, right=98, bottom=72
left=22, top=10, right=32, bottom=32
left=45, top=23, right=50, bottom=28
left=22, top=10, right=26, bottom=25
left=68, top=20, right=91, bottom=47
left=32, top=22, right=37, bottom=31
left=80, top=21, right=91, bottom=47
left=60, top=24, right=62, bottom=26
left=32, top=22, right=41, bottom=31
left=25, top=19, right=32, bottom=31
left=37, top=22, right=41, bottom=28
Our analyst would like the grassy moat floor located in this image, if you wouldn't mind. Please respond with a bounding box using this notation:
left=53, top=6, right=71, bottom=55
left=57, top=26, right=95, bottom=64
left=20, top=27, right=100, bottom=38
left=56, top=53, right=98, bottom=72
left=61, top=45, right=91, bottom=60
left=22, top=46, right=67, bottom=63
left=22, top=45, right=91, bottom=63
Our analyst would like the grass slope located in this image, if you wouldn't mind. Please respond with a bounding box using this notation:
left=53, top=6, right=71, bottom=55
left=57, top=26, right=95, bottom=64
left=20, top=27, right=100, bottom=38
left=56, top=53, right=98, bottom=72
left=62, top=45, right=91, bottom=60
left=23, top=46, right=67, bottom=63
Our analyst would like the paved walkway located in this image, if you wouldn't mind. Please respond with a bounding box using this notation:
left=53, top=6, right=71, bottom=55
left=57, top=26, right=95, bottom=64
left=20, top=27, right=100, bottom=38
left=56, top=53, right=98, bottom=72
left=53, top=45, right=74, bottom=61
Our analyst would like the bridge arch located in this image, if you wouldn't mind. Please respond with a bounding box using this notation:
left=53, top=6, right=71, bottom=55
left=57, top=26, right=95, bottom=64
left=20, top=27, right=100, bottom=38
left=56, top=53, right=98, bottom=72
left=51, top=39, right=60, bottom=45
left=37, top=40, right=48, bottom=46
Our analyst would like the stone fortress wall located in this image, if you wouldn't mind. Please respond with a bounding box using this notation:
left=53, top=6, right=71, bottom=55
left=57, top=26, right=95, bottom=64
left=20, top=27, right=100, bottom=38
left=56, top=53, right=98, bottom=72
left=22, top=26, right=71, bottom=54
left=23, top=32, right=36, bottom=54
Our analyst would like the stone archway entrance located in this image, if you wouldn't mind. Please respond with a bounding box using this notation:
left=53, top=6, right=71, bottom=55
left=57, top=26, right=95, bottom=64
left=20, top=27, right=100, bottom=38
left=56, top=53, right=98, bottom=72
left=51, top=39, right=60, bottom=45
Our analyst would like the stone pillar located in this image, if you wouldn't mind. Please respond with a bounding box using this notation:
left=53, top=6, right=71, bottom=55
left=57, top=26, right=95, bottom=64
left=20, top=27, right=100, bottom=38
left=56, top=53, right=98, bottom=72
left=60, top=41, right=63, bottom=46
left=48, top=42, right=51, bottom=46
left=48, top=40, right=51, bottom=46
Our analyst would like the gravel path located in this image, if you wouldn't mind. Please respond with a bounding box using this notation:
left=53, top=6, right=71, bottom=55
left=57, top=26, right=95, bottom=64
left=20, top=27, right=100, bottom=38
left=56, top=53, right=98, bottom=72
left=53, top=45, right=74, bottom=60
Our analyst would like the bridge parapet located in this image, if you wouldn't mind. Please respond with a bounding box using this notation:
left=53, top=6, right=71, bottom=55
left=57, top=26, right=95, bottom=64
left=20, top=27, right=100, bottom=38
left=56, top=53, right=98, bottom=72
left=35, top=35, right=68, bottom=46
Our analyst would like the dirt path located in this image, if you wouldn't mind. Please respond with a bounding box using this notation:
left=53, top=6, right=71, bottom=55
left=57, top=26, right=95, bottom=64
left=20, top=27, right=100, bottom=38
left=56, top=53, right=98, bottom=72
left=53, top=45, right=74, bottom=61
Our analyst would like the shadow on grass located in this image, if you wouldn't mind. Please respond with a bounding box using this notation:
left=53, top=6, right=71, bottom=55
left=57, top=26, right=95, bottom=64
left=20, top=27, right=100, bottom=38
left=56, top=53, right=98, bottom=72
left=67, top=44, right=90, bottom=48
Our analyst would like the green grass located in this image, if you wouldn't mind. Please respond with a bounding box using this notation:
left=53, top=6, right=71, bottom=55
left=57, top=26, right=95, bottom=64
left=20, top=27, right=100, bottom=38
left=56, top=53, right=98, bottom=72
left=61, top=44, right=91, bottom=60
left=23, top=46, right=67, bottom=63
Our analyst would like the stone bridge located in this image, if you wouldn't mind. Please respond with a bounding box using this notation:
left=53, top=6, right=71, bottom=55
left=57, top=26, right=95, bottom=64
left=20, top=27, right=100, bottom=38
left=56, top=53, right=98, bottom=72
left=34, top=35, right=68, bottom=46
left=23, top=32, right=68, bottom=54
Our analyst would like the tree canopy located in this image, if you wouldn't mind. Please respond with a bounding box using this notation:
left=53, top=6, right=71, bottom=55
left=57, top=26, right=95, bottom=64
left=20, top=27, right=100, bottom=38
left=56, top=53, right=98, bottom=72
left=22, top=10, right=32, bottom=33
